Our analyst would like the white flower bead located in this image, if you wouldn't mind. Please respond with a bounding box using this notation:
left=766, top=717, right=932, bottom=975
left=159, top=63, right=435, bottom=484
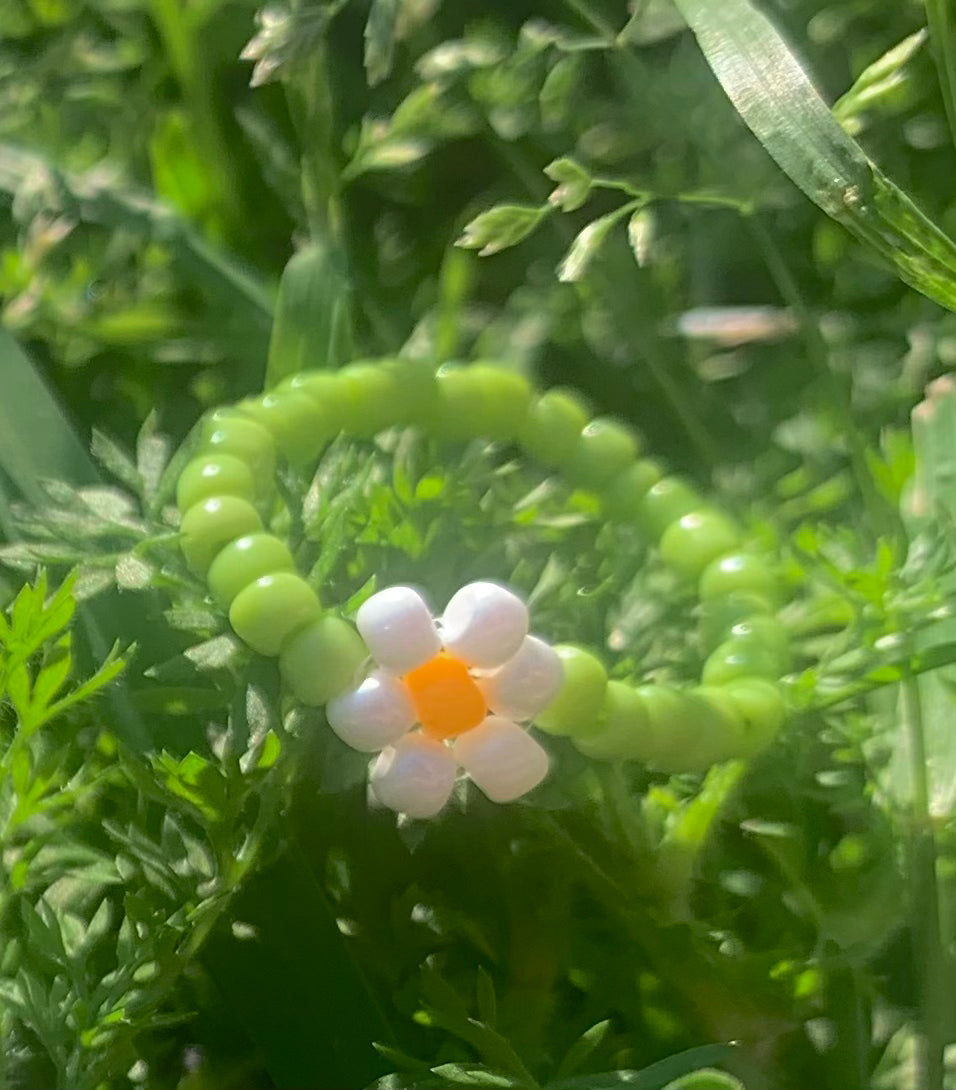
left=326, top=670, right=416, bottom=752
left=356, top=586, right=441, bottom=673
left=369, top=733, right=457, bottom=818
left=454, top=716, right=549, bottom=803
left=479, top=635, right=564, bottom=721
left=440, top=581, right=529, bottom=669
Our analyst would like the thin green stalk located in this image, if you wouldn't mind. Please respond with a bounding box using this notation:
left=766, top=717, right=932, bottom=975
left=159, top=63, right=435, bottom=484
left=747, top=216, right=903, bottom=543
left=925, top=0, right=956, bottom=153
left=902, top=672, right=947, bottom=1090
left=149, top=0, right=242, bottom=232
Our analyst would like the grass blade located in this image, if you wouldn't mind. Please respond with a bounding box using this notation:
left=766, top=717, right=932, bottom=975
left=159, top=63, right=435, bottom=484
left=0, top=329, right=98, bottom=512
left=926, top=0, right=956, bottom=152
left=669, top=0, right=956, bottom=313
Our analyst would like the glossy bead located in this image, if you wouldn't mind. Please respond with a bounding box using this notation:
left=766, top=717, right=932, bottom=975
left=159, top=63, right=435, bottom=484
left=517, top=389, right=589, bottom=468
left=279, top=616, right=368, bottom=705
left=356, top=586, right=440, bottom=673
left=176, top=454, right=257, bottom=513
left=573, top=681, right=654, bottom=761
left=338, top=361, right=409, bottom=436
left=729, top=616, right=791, bottom=670
left=534, top=645, right=607, bottom=736
left=455, top=717, right=549, bottom=803
left=238, top=390, right=329, bottom=466
left=687, top=686, right=747, bottom=768
left=199, top=412, right=277, bottom=486
left=565, top=417, right=641, bottom=490
left=369, top=733, right=457, bottom=818
left=180, top=496, right=263, bottom=575
left=478, top=636, right=563, bottom=721
left=602, top=458, right=665, bottom=520
left=228, top=572, right=322, bottom=656
left=699, top=552, right=779, bottom=604
left=659, top=509, right=741, bottom=579
left=279, top=371, right=347, bottom=435
left=206, top=533, right=295, bottom=609
left=467, top=363, right=534, bottom=440
left=637, top=477, right=700, bottom=542
left=404, top=653, right=488, bottom=739
left=440, top=581, right=528, bottom=669
left=427, top=366, right=531, bottom=442
left=636, top=685, right=709, bottom=774
left=724, top=678, right=786, bottom=754
left=326, top=670, right=416, bottom=752
left=702, top=637, right=784, bottom=686
left=698, top=591, right=776, bottom=653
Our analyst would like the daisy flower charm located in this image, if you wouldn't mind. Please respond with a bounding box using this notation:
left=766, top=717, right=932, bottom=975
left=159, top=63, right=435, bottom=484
left=326, top=582, right=563, bottom=819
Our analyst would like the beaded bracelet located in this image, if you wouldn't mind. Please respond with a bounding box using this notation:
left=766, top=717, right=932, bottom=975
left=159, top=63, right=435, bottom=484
left=175, top=358, right=789, bottom=818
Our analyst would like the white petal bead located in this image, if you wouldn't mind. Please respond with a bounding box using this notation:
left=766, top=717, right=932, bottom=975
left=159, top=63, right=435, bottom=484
left=440, top=581, right=529, bottom=669
left=454, top=716, right=549, bottom=803
left=356, top=586, right=441, bottom=673
left=479, top=636, right=564, bottom=721
left=369, top=733, right=457, bottom=818
left=326, top=671, right=416, bottom=753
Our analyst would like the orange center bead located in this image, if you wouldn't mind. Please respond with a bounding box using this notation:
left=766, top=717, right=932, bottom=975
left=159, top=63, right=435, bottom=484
left=403, top=652, right=487, bottom=739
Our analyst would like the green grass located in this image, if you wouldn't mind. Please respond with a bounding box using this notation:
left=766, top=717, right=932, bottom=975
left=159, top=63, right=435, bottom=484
left=1, top=0, right=955, bottom=1087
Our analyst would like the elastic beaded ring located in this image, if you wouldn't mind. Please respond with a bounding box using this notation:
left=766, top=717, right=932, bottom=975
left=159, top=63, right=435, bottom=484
left=176, top=359, right=789, bottom=816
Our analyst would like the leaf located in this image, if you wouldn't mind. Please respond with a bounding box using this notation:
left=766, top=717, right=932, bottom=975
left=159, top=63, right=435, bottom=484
left=265, top=243, right=355, bottom=387
left=545, top=157, right=592, bottom=212
left=832, top=30, right=928, bottom=134
left=554, top=1020, right=611, bottom=1081
left=546, top=1045, right=737, bottom=1090
left=661, top=1073, right=743, bottom=1090
left=430, top=1064, right=527, bottom=1088
left=669, top=0, right=956, bottom=313
left=90, top=430, right=142, bottom=494
left=0, top=330, right=98, bottom=520
left=456, top=204, right=550, bottom=257
left=627, top=208, right=655, bottom=268
left=558, top=207, right=632, bottom=283
left=365, top=0, right=399, bottom=86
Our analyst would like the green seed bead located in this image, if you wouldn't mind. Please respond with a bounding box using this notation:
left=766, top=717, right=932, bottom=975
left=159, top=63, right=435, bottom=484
left=565, top=417, right=641, bottom=490
left=180, top=496, right=263, bottom=575
left=428, top=365, right=532, bottom=442
left=636, top=477, right=701, bottom=542
left=206, top=533, right=296, bottom=609
left=699, top=551, right=779, bottom=604
left=199, top=412, right=277, bottom=486
left=176, top=454, right=257, bottom=513
left=517, top=388, right=590, bottom=469
left=698, top=591, right=776, bottom=653
left=280, top=371, right=348, bottom=436
left=702, top=636, right=784, bottom=686
left=638, top=685, right=738, bottom=774
left=687, top=686, right=747, bottom=768
left=535, top=645, right=608, bottom=736
left=279, top=615, right=369, bottom=705
left=729, top=616, right=791, bottom=671
left=603, top=458, right=665, bottom=519
left=381, top=358, right=441, bottom=427
left=470, top=362, right=533, bottom=439
left=723, top=678, right=786, bottom=755
left=229, top=572, right=323, bottom=657
left=573, top=681, right=655, bottom=761
left=339, top=360, right=410, bottom=436
left=659, top=509, right=741, bottom=580
left=237, top=389, right=330, bottom=466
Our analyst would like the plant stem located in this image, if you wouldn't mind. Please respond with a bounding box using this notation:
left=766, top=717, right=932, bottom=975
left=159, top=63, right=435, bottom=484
left=902, top=672, right=947, bottom=1090
left=747, top=216, right=903, bottom=544
left=149, top=0, right=242, bottom=233
left=925, top=0, right=956, bottom=154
